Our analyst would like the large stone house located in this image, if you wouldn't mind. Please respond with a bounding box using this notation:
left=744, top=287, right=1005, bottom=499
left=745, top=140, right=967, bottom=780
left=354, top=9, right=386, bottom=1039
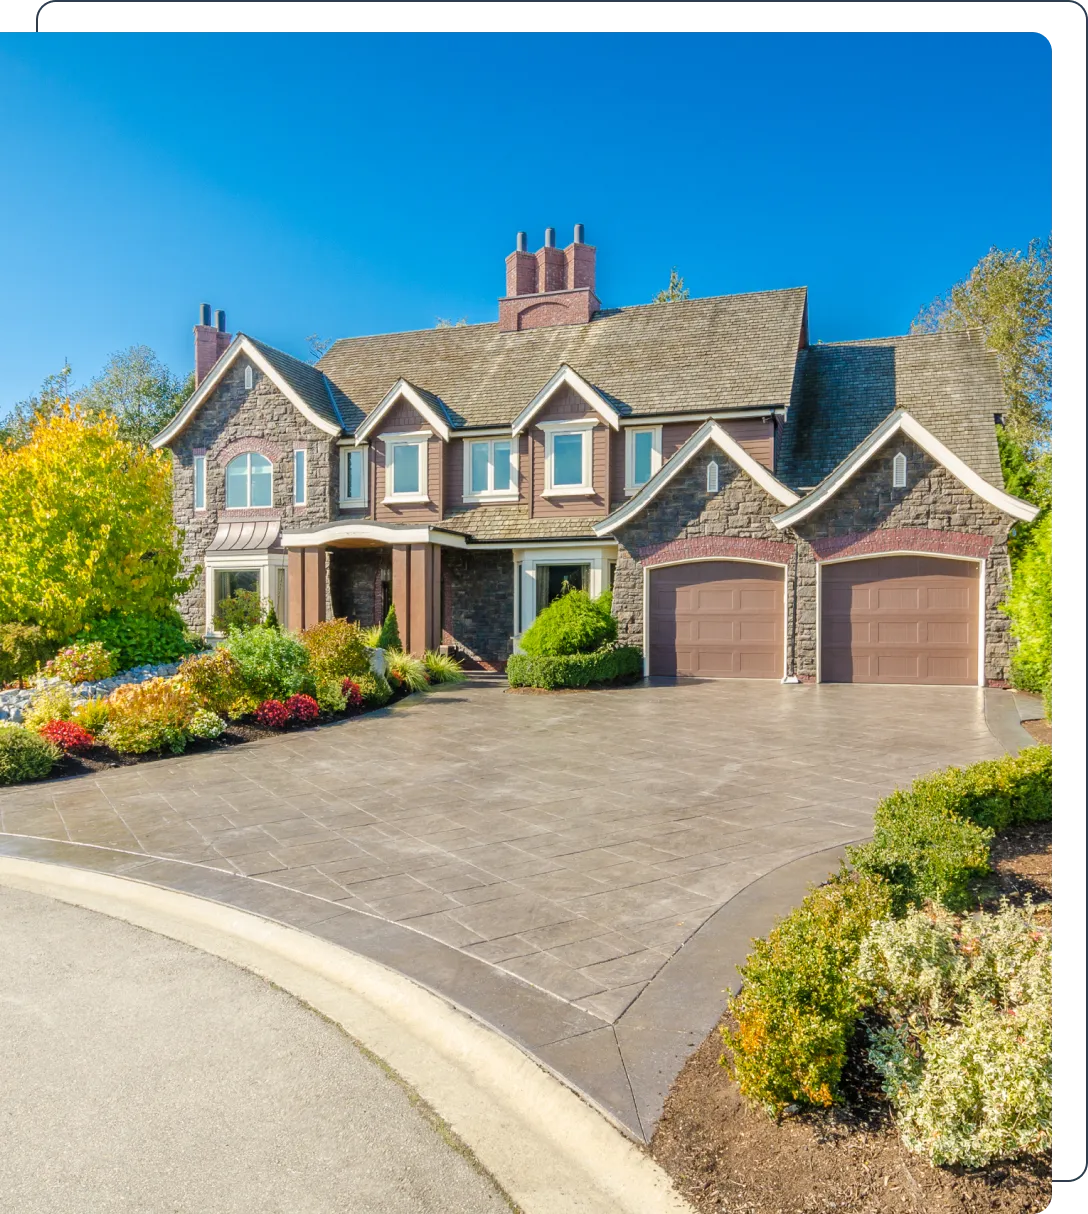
left=153, top=226, right=1038, bottom=686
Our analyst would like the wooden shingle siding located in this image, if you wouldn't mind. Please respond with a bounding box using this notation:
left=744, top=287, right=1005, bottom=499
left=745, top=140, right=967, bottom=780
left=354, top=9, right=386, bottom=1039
left=445, top=433, right=529, bottom=511
left=530, top=384, right=610, bottom=518
left=372, top=398, right=443, bottom=522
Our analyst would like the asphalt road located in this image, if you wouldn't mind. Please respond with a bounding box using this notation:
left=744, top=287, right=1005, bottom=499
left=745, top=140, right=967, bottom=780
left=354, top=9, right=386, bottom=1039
left=0, top=883, right=509, bottom=1213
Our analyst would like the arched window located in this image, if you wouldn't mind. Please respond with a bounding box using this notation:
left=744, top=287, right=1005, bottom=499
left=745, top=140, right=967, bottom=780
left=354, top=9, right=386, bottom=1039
left=892, top=451, right=907, bottom=489
left=244, top=365, right=254, bottom=390
left=706, top=459, right=720, bottom=494
left=226, top=452, right=273, bottom=508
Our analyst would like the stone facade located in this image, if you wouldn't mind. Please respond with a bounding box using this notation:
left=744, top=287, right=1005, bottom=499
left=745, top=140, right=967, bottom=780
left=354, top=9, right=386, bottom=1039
left=329, top=549, right=390, bottom=628
left=441, top=549, right=514, bottom=669
left=170, top=357, right=337, bottom=628
left=612, top=438, right=1017, bottom=682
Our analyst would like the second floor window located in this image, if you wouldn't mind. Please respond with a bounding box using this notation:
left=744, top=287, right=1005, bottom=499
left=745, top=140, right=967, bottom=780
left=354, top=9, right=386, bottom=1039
left=340, top=447, right=366, bottom=505
left=193, top=454, right=206, bottom=510
left=384, top=434, right=429, bottom=501
left=543, top=422, right=595, bottom=495
left=293, top=449, right=307, bottom=505
left=625, top=426, right=662, bottom=491
left=225, top=452, right=273, bottom=508
left=467, top=439, right=514, bottom=497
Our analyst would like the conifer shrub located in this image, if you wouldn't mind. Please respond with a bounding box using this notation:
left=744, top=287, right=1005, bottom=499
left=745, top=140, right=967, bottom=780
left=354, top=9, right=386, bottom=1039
left=0, top=724, right=58, bottom=785
left=376, top=605, right=402, bottom=650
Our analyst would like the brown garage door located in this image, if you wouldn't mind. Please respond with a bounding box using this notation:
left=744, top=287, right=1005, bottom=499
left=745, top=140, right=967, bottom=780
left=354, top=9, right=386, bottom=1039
left=649, top=562, right=784, bottom=679
left=821, top=556, right=979, bottom=686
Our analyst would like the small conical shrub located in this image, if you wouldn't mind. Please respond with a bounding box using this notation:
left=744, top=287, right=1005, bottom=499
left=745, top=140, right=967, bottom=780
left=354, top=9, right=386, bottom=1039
left=263, top=603, right=280, bottom=630
left=376, top=605, right=401, bottom=650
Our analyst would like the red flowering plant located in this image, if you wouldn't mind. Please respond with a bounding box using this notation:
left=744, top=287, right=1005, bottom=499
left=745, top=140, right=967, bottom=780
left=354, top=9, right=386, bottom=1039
left=38, top=719, right=96, bottom=752
left=341, top=678, right=364, bottom=713
left=255, top=699, right=291, bottom=729
left=285, top=693, right=320, bottom=725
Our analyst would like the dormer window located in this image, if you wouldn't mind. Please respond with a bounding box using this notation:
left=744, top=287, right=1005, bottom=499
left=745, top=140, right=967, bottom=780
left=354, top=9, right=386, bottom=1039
left=541, top=420, right=596, bottom=496
left=892, top=451, right=907, bottom=488
left=382, top=432, right=430, bottom=504
left=707, top=459, right=720, bottom=493
left=225, top=452, right=273, bottom=508
left=244, top=365, right=253, bottom=390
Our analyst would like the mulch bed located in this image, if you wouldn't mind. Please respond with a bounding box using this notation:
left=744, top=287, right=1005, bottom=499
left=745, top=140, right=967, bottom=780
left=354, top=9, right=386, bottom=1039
left=1022, top=718, right=1051, bottom=746
left=650, top=822, right=1054, bottom=1214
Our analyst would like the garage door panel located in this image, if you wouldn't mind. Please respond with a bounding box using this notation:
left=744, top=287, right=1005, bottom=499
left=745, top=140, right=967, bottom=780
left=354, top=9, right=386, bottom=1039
left=650, top=562, right=783, bottom=679
left=821, top=556, right=978, bottom=686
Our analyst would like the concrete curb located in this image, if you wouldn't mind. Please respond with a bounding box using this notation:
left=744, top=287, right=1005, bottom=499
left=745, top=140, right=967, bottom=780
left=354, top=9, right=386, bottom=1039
left=0, top=855, right=693, bottom=1214
left=983, top=686, right=1035, bottom=755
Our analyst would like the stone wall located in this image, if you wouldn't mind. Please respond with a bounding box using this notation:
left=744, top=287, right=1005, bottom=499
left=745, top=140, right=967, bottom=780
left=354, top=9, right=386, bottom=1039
left=329, top=549, right=390, bottom=627
left=441, top=549, right=514, bottom=669
left=169, top=357, right=338, bottom=627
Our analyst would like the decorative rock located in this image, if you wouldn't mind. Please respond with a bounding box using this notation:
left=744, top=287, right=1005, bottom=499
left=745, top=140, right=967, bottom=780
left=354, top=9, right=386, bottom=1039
left=0, top=661, right=181, bottom=724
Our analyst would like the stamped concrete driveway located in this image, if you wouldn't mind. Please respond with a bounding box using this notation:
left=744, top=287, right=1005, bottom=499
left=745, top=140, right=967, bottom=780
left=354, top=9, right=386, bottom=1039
left=0, top=679, right=1006, bottom=1140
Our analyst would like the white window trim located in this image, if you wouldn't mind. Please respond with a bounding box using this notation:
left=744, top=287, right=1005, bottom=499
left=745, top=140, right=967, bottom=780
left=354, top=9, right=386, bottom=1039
left=382, top=431, right=430, bottom=504
left=293, top=448, right=307, bottom=506
left=625, top=425, right=662, bottom=495
left=542, top=419, right=596, bottom=496
left=224, top=451, right=274, bottom=510
left=463, top=437, right=518, bottom=502
left=706, top=459, right=720, bottom=493
left=193, top=454, right=206, bottom=511
left=512, top=544, right=614, bottom=637
left=339, top=444, right=368, bottom=507
left=203, top=550, right=289, bottom=637
left=892, top=450, right=907, bottom=488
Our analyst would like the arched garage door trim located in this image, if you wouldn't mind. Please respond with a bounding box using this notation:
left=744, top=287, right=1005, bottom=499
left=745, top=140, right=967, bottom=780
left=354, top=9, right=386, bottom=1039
left=642, top=556, right=790, bottom=680
left=816, top=551, right=985, bottom=687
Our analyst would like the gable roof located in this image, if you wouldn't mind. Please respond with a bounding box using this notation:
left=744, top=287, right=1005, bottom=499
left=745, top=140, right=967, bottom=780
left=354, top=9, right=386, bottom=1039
left=355, top=378, right=452, bottom=442
left=512, top=364, right=621, bottom=434
left=771, top=409, right=1040, bottom=528
left=317, top=288, right=809, bottom=430
left=595, top=420, right=799, bottom=536
left=152, top=334, right=343, bottom=448
left=775, top=329, right=1005, bottom=491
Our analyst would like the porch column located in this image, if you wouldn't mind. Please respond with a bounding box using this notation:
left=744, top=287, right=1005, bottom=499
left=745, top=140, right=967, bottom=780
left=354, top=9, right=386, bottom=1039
left=287, top=549, right=305, bottom=631
left=390, top=543, right=438, bottom=654
left=300, top=546, right=327, bottom=630
left=391, top=545, right=410, bottom=644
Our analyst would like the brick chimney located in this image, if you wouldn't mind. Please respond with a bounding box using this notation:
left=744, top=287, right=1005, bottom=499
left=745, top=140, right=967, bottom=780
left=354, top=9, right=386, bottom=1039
left=499, top=225, right=600, bottom=332
left=194, top=303, right=233, bottom=385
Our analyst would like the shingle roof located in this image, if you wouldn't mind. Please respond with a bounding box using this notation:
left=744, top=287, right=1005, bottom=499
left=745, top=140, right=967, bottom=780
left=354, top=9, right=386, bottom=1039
left=776, top=330, right=1005, bottom=491
left=440, top=505, right=604, bottom=543
left=244, top=335, right=345, bottom=431
left=317, top=289, right=809, bottom=429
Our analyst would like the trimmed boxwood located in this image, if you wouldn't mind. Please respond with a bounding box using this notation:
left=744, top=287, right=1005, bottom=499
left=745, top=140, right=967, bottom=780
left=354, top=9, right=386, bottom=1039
left=507, top=645, right=642, bottom=690
left=849, top=746, right=1052, bottom=911
left=0, top=725, right=58, bottom=785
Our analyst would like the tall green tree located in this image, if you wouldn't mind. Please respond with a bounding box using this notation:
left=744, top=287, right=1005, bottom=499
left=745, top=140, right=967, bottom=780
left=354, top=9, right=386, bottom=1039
left=1, top=363, right=73, bottom=448
left=911, top=238, right=1051, bottom=447
left=653, top=267, right=690, bottom=303
left=79, top=345, right=192, bottom=446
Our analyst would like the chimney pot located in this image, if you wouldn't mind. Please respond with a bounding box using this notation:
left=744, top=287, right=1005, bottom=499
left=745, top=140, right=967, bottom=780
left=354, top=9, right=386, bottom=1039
left=214, top=309, right=226, bottom=332
left=199, top=302, right=212, bottom=326
left=544, top=227, right=555, bottom=249
left=516, top=231, right=528, bottom=252
left=573, top=223, right=585, bottom=244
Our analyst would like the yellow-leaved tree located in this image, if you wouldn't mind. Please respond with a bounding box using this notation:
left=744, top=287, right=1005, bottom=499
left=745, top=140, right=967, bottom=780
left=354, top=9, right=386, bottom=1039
left=0, top=405, right=189, bottom=641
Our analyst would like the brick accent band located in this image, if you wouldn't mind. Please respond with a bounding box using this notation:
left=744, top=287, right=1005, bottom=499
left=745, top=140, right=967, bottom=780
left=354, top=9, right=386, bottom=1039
left=635, top=535, right=794, bottom=567
left=219, top=508, right=282, bottom=522
left=213, top=436, right=286, bottom=466
left=810, top=528, right=993, bottom=563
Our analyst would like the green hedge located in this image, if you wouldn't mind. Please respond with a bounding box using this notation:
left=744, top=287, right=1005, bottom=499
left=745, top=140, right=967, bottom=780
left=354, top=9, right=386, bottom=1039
left=519, top=589, right=618, bottom=657
left=506, top=645, right=642, bottom=690
left=1002, top=511, right=1052, bottom=716
left=849, top=747, right=1052, bottom=911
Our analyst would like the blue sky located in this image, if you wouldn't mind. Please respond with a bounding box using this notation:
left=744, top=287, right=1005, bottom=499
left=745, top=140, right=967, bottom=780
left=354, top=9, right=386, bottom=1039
left=0, top=32, right=1051, bottom=411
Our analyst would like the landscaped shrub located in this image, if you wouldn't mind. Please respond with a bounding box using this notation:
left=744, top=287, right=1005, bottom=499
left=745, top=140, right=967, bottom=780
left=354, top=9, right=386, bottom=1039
left=301, top=618, right=375, bottom=684
left=385, top=649, right=430, bottom=693
left=314, top=676, right=348, bottom=714
left=37, top=719, right=96, bottom=752
left=0, top=623, right=53, bottom=686
left=359, top=624, right=382, bottom=647
left=723, top=870, right=892, bottom=1115
left=101, top=678, right=196, bottom=754
left=1002, top=510, right=1051, bottom=715
left=22, top=685, right=75, bottom=732
left=376, top=605, right=402, bottom=650
left=341, top=678, right=365, bottom=712
left=213, top=588, right=264, bottom=634
left=42, top=640, right=116, bottom=684
left=177, top=649, right=248, bottom=718
left=506, top=645, right=643, bottom=690
left=72, top=697, right=110, bottom=736
left=849, top=747, right=1053, bottom=911
left=519, top=589, right=618, bottom=657
left=263, top=603, right=280, bottom=630
left=859, top=902, right=1051, bottom=1167
left=81, top=609, right=200, bottom=671
left=0, top=724, right=58, bottom=785
left=285, top=694, right=320, bottom=725
left=355, top=671, right=392, bottom=707
left=223, top=625, right=313, bottom=702
left=256, top=699, right=291, bottom=729
left=187, top=708, right=225, bottom=740
left=423, top=650, right=466, bottom=684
